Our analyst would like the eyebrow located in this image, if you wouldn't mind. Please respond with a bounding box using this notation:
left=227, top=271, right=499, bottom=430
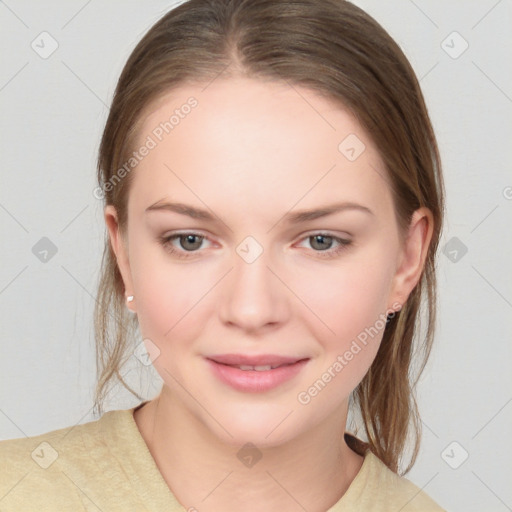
left=145, top=200, right=373, bottom=223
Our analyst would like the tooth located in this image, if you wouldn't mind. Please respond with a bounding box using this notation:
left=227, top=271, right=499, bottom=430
left=236, top=365, right=274, bottom=371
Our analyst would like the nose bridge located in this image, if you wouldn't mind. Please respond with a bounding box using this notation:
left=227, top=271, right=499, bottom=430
left=219, top=236, right=288, bottom=330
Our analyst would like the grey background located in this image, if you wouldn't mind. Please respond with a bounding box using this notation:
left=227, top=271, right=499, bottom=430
left=1, top=1, right=511, bottom=510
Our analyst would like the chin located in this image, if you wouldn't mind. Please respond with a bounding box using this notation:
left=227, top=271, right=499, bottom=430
left=205, top=402, right=304, bottom=449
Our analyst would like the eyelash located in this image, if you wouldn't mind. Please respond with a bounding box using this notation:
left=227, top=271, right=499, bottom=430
left=158, top=232, right=352, bottom=260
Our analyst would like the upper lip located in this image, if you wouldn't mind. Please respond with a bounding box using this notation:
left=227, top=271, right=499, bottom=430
left=207, top=354, right=308, bottom=367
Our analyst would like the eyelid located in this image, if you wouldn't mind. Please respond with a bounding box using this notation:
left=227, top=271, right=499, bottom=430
left=161, top=229, right=210, bottom=238
left=297, top=229, right=352, bottom=240
left=161, top=230, right=214, bottom=248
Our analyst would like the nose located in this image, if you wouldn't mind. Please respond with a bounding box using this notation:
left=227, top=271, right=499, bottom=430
left=218, top=246, right=290, bottom=333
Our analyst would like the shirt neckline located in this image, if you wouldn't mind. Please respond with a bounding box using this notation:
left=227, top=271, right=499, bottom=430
left=105, top=402, right=377, bottom=510
left=101, top=403, right=185, bottom=510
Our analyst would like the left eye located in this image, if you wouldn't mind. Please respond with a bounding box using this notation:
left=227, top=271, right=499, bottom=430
left=296, top=233, right=352, bottom=258
left=305, top=234, right=337, bottom=251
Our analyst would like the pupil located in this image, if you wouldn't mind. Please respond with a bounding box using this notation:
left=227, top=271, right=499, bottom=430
left=313, top=235, right=331, bottom=250
left=182, top=235, right=202, bottom=250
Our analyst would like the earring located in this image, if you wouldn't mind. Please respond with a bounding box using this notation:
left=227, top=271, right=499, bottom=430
left=126, top=295, right=134, bottom=303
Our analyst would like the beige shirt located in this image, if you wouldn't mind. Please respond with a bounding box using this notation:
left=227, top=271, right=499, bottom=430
left=0, top=404, right=446, bottom=511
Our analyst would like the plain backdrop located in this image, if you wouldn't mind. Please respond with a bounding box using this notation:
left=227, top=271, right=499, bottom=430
left=1, top=1, right=511, bottom=511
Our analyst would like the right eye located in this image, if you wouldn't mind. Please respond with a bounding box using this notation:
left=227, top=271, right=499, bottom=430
left=159, top=232, right=211, bottom=259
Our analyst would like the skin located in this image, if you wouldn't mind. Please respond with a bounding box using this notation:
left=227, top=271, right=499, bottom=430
left=105, top=77, right=433, bottom=512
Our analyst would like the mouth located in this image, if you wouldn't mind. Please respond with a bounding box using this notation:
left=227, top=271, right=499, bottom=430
left=205, top=354, right=310, bottom=392
left=225, top=363, right=294, bottom=371
left=212, top=361, right=303, bottom=371
left=207, top=353, right=308, bottom=366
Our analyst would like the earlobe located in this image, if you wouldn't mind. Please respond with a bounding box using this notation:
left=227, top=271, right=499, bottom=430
left=104, top=205, right=135, bottom=310
left=390, top=207, right=434, bottom=307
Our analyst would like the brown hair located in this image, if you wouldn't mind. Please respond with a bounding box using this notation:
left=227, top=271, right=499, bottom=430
left=94, top=0, right=444, bottom=475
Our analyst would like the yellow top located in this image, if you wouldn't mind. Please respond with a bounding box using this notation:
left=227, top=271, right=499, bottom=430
left=0, top=404, right=445, bottom=511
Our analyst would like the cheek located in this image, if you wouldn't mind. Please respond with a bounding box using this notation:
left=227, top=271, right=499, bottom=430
left=130, top=247, right=215, bottom=348
left=294, top=255, right=394, bottom=343
left=292, top=258, right=394, bottom=410
left=131, top=232, right=397, bottom=368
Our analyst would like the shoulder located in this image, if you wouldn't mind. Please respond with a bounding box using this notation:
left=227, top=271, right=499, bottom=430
left=0, top=409, right=127, bottom=510
left=335, top=434, right=446, bottom=512
left=360, top=452, right=446, bottom=511
left=0, top=409, right=117, bottom=469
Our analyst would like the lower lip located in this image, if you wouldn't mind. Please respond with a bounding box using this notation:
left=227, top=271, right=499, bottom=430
left=206, top=358, right=309, bottom=392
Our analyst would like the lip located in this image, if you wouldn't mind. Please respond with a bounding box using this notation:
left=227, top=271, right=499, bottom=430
left=208, top=353, right=305, bottom=367
left=206, top=354, right=310, bottom=393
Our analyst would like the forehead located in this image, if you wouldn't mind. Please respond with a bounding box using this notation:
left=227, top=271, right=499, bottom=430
left=129, top=77, right=392, bottom=217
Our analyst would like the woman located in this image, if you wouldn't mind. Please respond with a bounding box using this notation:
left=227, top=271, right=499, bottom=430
left=0, top=0, right=446, bottom=510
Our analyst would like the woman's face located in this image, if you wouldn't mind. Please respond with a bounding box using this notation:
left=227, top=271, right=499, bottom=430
left=106, top=77, right=426, bottom=447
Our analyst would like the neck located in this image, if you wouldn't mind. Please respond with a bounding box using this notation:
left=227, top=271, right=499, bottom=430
left=134, top=388, right=364, bottom=512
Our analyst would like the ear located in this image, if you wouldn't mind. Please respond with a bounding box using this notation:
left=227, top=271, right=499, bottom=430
left=388, top=207, right=434, bottom=310
left=104, top=205, right=136, bottom=312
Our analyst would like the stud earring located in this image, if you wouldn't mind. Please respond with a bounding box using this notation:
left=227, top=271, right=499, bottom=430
left=126, top=295, right=134, bottom=303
